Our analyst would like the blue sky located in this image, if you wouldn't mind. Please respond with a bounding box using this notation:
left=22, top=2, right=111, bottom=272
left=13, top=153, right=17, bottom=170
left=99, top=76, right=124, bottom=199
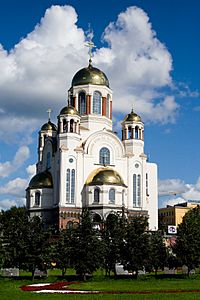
left=0, top=0, right=200, bottom=209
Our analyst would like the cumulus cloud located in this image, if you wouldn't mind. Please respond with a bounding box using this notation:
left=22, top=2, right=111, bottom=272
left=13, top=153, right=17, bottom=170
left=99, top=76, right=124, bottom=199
left=0, top=198, right=25, bottom=211
left=159, top=177, right=200, bottom=207
left=0, top=177, right=27, bottom=196
left=0, top=146, right=30, bottom=178
left=0, top=163, right=35, bottom=210
left=0, top=4, right=179, bottom=146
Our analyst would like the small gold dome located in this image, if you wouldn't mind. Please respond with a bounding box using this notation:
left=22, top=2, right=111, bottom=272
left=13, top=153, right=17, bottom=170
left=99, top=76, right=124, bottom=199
left=29, top=171, right=53, bottom=189
left=86, top=168, right=125, bottom=186
left=72, top=63, right=109, bottom=87
left=60, top=105, right=80, bottom=116
left=41, top=121, right=57, bottom=131
left=123, top=109, right=142, bottom=122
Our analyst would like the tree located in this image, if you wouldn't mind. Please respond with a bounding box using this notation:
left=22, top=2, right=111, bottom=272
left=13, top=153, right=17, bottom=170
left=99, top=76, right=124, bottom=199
left=0, top=207, right=52, bottom=280
left=50, top=228, right=74, bottom=277
left=71, top=209, right=103, bottom=280
left=121, top=215, right=149, bottom=278
left=148, top=231, right=167, bottom=276
left=174, top=205, right=200, bottom=276
left=0, top=206, right=29, bottom=268
left=102, top=214, right=126, bottom=277
left=21, top=216, right=52, bottom=280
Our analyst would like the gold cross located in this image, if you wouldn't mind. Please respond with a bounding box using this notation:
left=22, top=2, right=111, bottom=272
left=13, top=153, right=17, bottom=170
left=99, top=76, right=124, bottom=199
left=85, top=40, right=96, bottom=64
left=47, top=108, right=52, bottom=121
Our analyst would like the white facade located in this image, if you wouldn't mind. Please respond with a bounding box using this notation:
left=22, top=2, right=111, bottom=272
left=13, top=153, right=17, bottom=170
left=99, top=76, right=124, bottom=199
left=26, top=62, right=158, bottom=230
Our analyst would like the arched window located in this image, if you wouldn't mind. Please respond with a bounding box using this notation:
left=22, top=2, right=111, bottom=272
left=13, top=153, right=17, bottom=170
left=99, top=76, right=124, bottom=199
left=135, top=126, right=139, bottom=139
left=99, top=147, right=110, bottom=165
left=146, top=173, right=149, bottom=196
left=66, top=169, right=70, bottom=203
left=46, top=152, right=51, bottom=169
left=133, top=174, right=141, bottom=207
left=94, top=188, right=100, bottom=203
left=109, top=188, right=115, bottom=203
left=78, top=91, right=86, bottom=114
left=67, top=221, right=73, bottom=230
left=122, top=189, right=125, bottom=206
left=71, top=169, right=75, bottom=203
left=70, top=119, right=74, bottom=132
left=66, top=169, right=75, bottom=203
left=35, top=192, right=40, bottom=206
left=106, top=94, right=110, bottom=118
left=137, top=174, right=141, bottom=206
left=93, top=91, right=101, bottom=114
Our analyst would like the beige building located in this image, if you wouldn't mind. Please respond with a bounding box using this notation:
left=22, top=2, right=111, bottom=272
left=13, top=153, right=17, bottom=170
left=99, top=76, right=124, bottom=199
left=158, top=201, right=199, bottom=228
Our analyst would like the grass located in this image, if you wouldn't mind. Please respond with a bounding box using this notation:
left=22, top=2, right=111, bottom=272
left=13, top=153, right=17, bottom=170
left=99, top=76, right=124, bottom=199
left=1, top=270, right=200, bottom=299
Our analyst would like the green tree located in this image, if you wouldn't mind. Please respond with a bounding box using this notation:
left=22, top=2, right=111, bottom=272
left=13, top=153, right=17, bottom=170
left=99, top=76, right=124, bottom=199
left=71, top=209, right=102, bottom=280
left=121, top=216, right=149, bottom=278
left=102, top=214, right=126, bottom=277
left=0, top=206, right=29, bottom=268
left=50, top=228, right=74, bottom=277
left=148, top=230, right=167, bottom=276
left=22, top=216, right=52, bottom=280
left=174, top=205, right=200, bottom=276
left=0, top=207, right=52, bottom=280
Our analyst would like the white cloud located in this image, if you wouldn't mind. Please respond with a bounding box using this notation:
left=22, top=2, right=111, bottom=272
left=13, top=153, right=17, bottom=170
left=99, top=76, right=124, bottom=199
left=0, top=163, right=35, bottom=211
left=0, top=4, right=178, bottom=146
left=0, top=177, right=27, bottom=196
left=0, top=146, right=30, bottom=178
left=26, top=164, right=36, bottom=178
left=159, top=177, right=200, bottom=207
left=0, top=198, right=25, bottom=211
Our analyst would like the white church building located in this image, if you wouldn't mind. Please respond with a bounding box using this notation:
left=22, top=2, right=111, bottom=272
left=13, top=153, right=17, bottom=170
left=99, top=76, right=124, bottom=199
left=26, top=58, right=158, bottom=230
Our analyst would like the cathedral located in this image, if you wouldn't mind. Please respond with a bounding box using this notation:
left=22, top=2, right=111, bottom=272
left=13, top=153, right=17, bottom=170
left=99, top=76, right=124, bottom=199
left=26, top=56, right=158, bottom=230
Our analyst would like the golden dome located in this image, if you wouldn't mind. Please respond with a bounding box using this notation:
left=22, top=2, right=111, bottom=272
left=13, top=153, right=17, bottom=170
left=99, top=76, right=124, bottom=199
left=72, top=63, right=109, bottom=87
left=124, top=109, right=142, bottom=122
left=86, top=168, right=125, bottom=186
left=60, top=105, right=80, bottom=116
left=41, top=121, right=57, bottom=131
left=29, top=171, right=53, bottom=189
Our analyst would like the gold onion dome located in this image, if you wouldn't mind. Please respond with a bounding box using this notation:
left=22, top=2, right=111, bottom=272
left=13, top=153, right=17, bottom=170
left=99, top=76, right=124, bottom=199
left=41, top=121, right=57, bottom=131
left=86, top=168, right=125, bottom=186
left=123, top=109, right=142, bottom=122
left=60, top=105, right=80, bottom=116
left=29, top=171, right=53, bottom=189
left=72, top=63, right=109, bottom=88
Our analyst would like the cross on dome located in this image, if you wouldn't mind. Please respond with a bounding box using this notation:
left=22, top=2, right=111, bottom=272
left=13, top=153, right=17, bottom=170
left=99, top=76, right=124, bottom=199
left=47, top=108, right=52, bottom=121
left=85, top=40, right=96, bottom=64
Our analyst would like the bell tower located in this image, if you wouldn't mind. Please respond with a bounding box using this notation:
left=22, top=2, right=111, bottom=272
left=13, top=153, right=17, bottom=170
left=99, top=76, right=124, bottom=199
left=121, top=109, right=145, bottom=156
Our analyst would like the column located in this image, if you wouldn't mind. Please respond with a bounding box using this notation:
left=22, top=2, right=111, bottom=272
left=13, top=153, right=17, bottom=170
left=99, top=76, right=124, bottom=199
left=102, top=96, right=106, bottom=116
left=86, top=95, right=91, bottom=114
left=110, top=101, right=112, bottom=119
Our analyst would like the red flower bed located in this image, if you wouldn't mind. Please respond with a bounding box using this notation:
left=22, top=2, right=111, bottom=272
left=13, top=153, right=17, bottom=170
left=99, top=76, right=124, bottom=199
left=20, top=282, right=200, bottom=295
left=21, top=281, right=80, bottom=292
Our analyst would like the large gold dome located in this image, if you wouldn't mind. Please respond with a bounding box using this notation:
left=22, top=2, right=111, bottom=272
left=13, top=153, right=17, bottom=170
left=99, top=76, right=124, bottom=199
left=86, top=168, right=125, bottom=186
left=72, top=63, right=109, bottom=87
left=29, top=171, right=53, bottom=189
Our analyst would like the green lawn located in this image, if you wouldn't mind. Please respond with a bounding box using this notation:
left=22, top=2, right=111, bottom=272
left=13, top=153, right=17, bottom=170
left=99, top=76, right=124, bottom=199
left=1, top=271, right=200, bottom=300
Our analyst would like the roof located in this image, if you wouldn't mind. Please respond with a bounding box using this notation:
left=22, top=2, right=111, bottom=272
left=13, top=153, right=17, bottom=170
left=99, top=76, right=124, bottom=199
left=86, top=167, right=125, bottom=186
